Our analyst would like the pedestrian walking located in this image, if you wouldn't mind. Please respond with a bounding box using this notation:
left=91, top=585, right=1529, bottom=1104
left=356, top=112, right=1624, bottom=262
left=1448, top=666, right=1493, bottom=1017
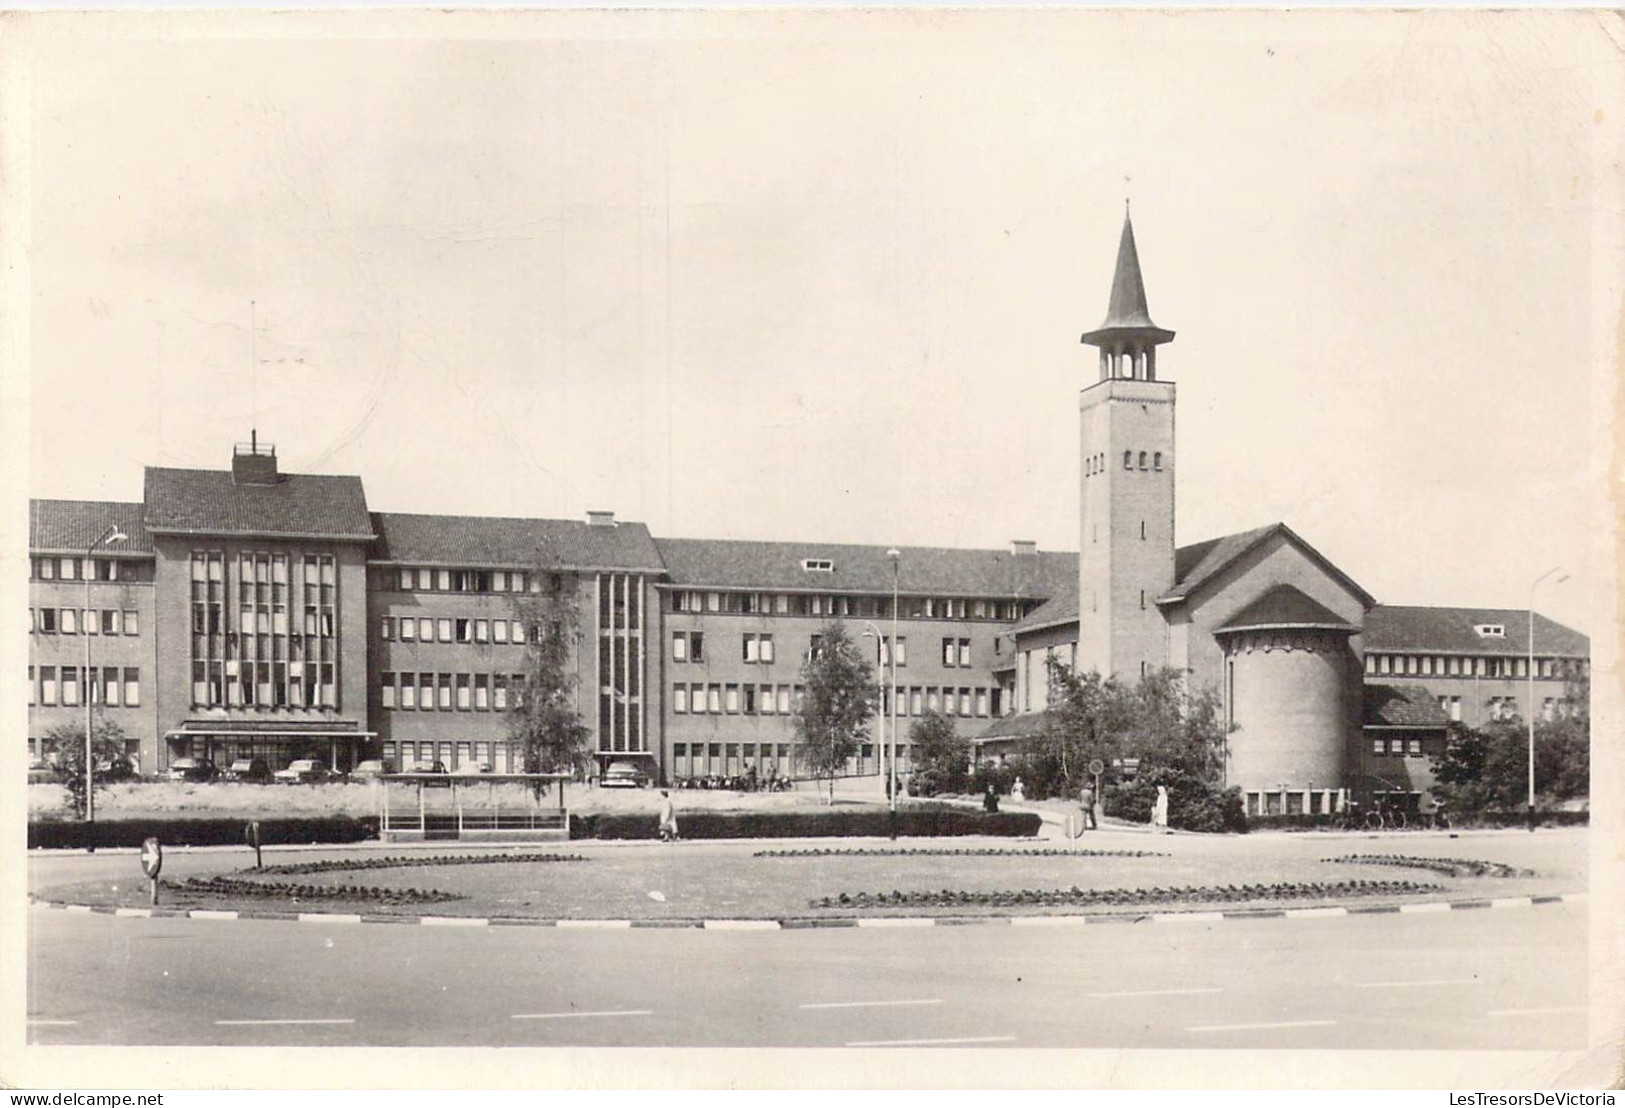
left=1152, top=784, right=1170, bottom=834
left=657, top=789, right=680, bottom=842
left=982, top=782, right=1000, bottom=813
left=1011, top=777, right=1025, bottom=802
left=1079, top=782, right=1097, bottom=830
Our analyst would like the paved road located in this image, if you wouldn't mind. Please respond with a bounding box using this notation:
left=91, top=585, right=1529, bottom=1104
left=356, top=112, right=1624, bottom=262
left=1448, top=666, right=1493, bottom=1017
left=27, top=900, right=1586, bottom=1049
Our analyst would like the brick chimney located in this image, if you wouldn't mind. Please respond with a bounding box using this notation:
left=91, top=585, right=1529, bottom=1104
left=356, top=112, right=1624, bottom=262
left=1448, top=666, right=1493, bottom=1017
left=1010, top=539, right=1037, bottom=557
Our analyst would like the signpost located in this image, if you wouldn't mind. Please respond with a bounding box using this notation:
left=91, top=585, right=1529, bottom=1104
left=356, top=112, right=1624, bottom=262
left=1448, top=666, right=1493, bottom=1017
left=1088, top=759, right=1105, bottom=829
left=139, top=837, right=162, bottom=906
left=245, top=820, right=263, bottom=870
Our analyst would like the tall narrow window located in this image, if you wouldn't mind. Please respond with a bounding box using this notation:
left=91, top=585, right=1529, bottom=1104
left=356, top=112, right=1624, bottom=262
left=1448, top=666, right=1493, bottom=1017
left=1154, top=452, right=1163, bottom=471
left=1138, top=451, right=1148, bottom=470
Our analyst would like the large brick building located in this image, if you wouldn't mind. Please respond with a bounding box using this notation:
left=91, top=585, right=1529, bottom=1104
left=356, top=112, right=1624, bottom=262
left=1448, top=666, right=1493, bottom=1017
left=26, top=213, right=1588, bottom=810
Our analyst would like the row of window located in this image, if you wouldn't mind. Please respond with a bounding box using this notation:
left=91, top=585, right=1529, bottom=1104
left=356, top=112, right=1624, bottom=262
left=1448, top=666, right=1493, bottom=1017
left=30, top=607, right=141, bottom=636
left=189, top=660, right=337, bottom=709
left=380, top=671, right=524, bottom=712
left=30, top=556, right=132, bottom=582
left=1084, top=451, right=1165, bottom=477
left=667, top=590, right=1033, bottom=622
left=393, top=567, right=542, bottom=594
left=384, top=740, right=516, bottom=772
left=1370, top=736, right=1432, bottom=757
left=381, top=615, right=535, bottom=646
left=673, top=682, right=1001, bottom=719
left=192, top=603, right=335, bottom=639
left=27, top=666, right=141, bottom=708
left=1367, top=653, right=1584, bottom=679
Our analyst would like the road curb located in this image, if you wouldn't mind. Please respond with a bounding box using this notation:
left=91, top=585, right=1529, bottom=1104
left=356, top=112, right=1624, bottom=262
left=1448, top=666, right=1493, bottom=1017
left=28, top=891, right=1587, bottom=931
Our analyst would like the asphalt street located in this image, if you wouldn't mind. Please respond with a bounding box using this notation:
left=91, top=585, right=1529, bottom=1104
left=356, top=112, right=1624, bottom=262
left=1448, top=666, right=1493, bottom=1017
left=27, top=899, right=1587, bottom=1049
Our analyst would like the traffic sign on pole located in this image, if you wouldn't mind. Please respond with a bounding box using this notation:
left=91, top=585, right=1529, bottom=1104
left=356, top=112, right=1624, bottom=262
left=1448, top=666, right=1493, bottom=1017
left=140, top=837, right=162, bottom=905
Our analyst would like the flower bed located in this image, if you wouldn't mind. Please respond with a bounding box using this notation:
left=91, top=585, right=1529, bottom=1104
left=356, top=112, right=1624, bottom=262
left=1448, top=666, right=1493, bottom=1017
left=1322, top=854, right=1532, bottom=878
left=809, top=878, right=1443, bottom=911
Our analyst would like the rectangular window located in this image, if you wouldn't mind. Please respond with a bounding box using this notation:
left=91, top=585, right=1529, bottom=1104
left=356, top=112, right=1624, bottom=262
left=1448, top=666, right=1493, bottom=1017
left=708, top=685, right=722, bottom=714
left=725, top=684, right=740, bottom=713
left=123, top=668, right=139, bottom=707
left=1407, top=738, right=1423, bottom=756
left=1365, top=654, right=1377, bottom=675
left=673, top=632, right=688, bottom=662
left=1372, top=738, right=1386, bottom=756
left=977, top=689, right=989, bottom=717
left=124, top=610, right=138, bottom=636
left=61, top=556, right=79, bottom=580
left=759, top=684, right=775, bottom=715
left=474, top=674, right=489, bottom=710
left=958, top=638, right=971, bottom=667
left=400, top=673, right=416, bottom=710
left=39, top=558, right=54, bottom=580
left=743, top=634, right=758, bottom=663
left=62, top=666, right=79, bottom=707
left=743, top=685, right=757, bottom=714
left=475, top=619, right=489, bottom=644
left=438, top=618, right=454, bottom=643
left=438, top=673, right=453, bottom=710
left=41, top=666, right=57, bottom=706
left=942, top=638, right=956, bottom=667
left=777, top=686, right=792, bottom=714
left=61, top=608, right=78, bottom=635
left=493, top=619, right=509, bottom=644
left=690, top=631, right=705, bottom=663
left=83, top=609, right=98, bottom=636
left=455, top=618, right=471, bottom=643
left=674, top=685, right=688, bottom=713
left=39, top=608, right=56, bottom=633
left=1378, top=655, right=1391, bottom=675
left=960, top=688, right=973, bottom=715
left=1421, top=656, right=1433, bottom=676
left=381, top=617, right=395, bottom=641
left=382, top=673, right=396, bottom=709
left=420, top=617, right=434, bottom=642
left=437, top=569, right=451, bottom=591
left=494, top=675, right=509, bottom=711
left=27, top=665, right=35, bottom=706
left=400, top=617, right=416, bottom=642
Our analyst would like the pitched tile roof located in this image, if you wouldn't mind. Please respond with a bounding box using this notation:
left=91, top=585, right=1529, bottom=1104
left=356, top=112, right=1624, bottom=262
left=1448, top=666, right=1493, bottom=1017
left=1363, top=683, right=1450, bottom=728
left=1009, top=576, right=1080, bottom=634
left=653, top=537, right=1077, bottom=597
left=371, top=512, right=665, bottom=571
left=973, top=709, right=1060, bottom=743
left=1365, top=605, right=1588, bottom=658
left=1159, top=521, right=1376, bottom=609
left=143, top=467, right=373, bottom=540
left=1216, top=584, right=1359, bottom=634
left=28, top=499, right=153, bottom=555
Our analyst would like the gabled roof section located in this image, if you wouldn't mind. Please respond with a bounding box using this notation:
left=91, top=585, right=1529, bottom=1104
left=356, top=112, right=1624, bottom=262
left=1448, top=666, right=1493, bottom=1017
left=1366, top=605, right=1588, bottom=658
left=974, top=709, right=1060, bottom=743
left=1009, top=576, right=1080, bottom=635
left=371, top=512, right=665, bottom=572
left=1363, top=683, right=1450, bottom=729
left=1216, top=584, right=1359, bottom=635
left=29, top=499, right=153, bottom=555
left=1159, top=522, right=1376, bottom=610
left=144, top=467, right=373, bottom=541
left=653, top=537, right=1077, bottom=597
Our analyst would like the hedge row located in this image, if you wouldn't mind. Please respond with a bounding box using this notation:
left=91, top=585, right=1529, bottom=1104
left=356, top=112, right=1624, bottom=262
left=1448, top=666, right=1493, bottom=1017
left=1243, top=810, right=1589, bottom=831
left=28, top=816, right=379, bottom=850
left=570, top=805, right=1042, bottom=841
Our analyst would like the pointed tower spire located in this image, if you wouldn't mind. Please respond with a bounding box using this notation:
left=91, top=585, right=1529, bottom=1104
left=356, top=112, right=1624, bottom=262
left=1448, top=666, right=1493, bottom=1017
left=1081, top=207, right=1175, bottom=380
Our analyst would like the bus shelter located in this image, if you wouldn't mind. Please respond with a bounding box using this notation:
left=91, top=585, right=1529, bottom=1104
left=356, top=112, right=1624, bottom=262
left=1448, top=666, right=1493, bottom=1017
left=378, top=772, right=574, bottom=843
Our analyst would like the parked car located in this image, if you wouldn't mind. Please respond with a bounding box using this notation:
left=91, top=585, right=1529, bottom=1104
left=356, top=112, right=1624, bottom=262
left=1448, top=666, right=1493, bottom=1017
left=452, top=762, right=493, bottom=776
left=600, top=760, right=648, bottom=789
left=164, top=757, right=218, bottom=783
left=273, top=758, right=331, bottom=785
left=221, top=757, right=271, bottom=784
left=349, top=758, right=393, bottom=782
left=404, top=759, right=448, bottom=774
left=27, top=759, right=59, bottom=785
left=94, top=756, right=137, bottom=783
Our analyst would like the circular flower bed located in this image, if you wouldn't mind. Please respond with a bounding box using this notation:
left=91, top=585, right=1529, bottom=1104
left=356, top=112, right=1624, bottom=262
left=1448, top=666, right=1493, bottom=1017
left=170, top=875, right=462, bottom=904
left=756, top=847, right=1167, bottom=859
left=1322, top=854, right=1532, bottom=878
left=249, top=852, right=586, bottom=876
left=809, top=878, right=1442, bottom=910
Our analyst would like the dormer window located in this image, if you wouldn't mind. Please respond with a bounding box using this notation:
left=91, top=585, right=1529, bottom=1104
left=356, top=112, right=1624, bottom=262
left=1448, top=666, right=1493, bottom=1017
left=1475, top=624, right=1506, bottom=638
left=801, top=558, right=834, bottom=573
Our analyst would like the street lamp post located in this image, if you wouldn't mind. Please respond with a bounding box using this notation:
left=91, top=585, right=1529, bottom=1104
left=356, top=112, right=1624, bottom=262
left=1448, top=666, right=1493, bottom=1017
left=887, top=549, right=900, bottom=820
left=860, top=622, right=888, bottom=791
left=1527, top=566, right=1568, bottom=831
left=84, top=524, right=129, bottom=828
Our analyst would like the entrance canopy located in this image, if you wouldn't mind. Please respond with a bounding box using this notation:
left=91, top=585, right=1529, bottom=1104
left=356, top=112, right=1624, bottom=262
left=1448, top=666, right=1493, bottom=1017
left=164, top=721, right=374, bottom=772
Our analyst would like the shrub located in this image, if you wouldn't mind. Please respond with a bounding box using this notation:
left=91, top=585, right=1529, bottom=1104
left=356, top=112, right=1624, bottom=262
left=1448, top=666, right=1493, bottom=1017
left=570, top=803, right=1040, bottom=840
left=28, top=816, right=380, bottom=850
left=1106, top=770, right=1246, bottom=833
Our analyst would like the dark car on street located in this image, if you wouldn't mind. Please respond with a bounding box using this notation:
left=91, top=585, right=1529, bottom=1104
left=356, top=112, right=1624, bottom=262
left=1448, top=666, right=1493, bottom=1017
left=348, top=759, right=393, bottom=782
left=273, top=758, right=332, bottom=785
left=221, top=757, right=271, bottom=784
left=164, top=757, right=218, bottom=783
left=94, top=756, right=137, bottom=783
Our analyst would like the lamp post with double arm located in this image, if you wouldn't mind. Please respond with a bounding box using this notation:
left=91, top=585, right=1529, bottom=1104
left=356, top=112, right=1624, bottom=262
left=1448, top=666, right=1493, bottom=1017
left=84, top=524, right=129, bottom=827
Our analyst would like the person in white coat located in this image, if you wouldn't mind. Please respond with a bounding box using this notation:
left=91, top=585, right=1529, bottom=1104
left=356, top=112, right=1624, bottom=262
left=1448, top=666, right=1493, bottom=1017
left=1152, top=785, right=1171, bottom=834
left=658, top=790, right=680, bottom=842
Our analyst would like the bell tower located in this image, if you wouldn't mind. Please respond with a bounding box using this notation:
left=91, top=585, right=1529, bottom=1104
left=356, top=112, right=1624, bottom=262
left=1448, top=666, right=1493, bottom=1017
left=1077, top=206, right=1177, bottom=680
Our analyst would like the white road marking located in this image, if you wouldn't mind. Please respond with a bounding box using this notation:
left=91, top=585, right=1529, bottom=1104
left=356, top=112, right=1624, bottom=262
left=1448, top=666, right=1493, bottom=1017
left=1487, top=1006, right=1587, bottom=1018
left=511, top=1009, right=654, bottom=1020
left=189, top=909, right=239, bottom=920
left=65, top=905, right=93, bottom=913
left=27, top=1019, right=79, bottom=1026
left=847, top=1035, right=1016, bottom=1047
left=421, top=916, right=488, bottom=927
left=703, top=919, right=779, bottom=930
left=215, top=1018, right=356, bottom=1026
left=297, top=913, right=361, bottom=924
left=1356, top=979, right=1479, bottom=990
left=1088, top=987, right=1222, bottom=999
left=1188, top=1019, right=1336, bottom=1033
left=800, top=999, right=945, bottom=1010
left=557, top=920, right=632, bottom=929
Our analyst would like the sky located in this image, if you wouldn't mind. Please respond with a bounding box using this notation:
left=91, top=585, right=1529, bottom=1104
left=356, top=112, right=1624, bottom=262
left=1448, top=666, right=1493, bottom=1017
left=11, top=10, right=1620, bottom=636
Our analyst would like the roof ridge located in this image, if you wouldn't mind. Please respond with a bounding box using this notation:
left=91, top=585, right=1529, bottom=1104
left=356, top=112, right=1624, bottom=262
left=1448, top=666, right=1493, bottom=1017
left=655, top=535, right=1079, bottom=558
left=374, top=509, right=650, bottom=528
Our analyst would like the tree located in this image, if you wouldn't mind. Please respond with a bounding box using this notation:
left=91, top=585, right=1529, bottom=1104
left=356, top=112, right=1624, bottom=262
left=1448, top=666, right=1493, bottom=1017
left=507, top=569, right=594, bottom=784
left=1042, top=657, right=1132, bottom=791
left=908, top=709, right=969, bottom=794
left=793, top=620, right=880, bottom=803
left=1433, top=714, right=1590, bottom=814
left=41, top=716, right=131, bottom=818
